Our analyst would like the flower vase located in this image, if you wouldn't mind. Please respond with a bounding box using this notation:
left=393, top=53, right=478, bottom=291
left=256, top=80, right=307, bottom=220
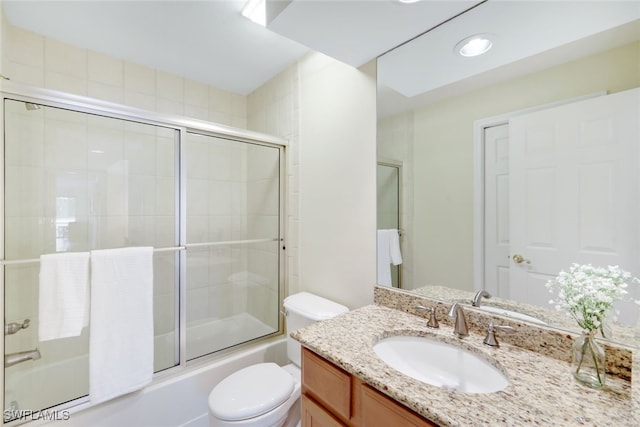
left=572, top=330, right=606, bottom=389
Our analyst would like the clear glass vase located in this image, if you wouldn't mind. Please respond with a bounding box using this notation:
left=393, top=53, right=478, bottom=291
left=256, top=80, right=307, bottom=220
left=572, top=330, right=606, bottom=389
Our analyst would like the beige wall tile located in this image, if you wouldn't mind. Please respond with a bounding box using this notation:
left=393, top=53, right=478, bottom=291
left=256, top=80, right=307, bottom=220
left=88, top=50, right=123, bottom=86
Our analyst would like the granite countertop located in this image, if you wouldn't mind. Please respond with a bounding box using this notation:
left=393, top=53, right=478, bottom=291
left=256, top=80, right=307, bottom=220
left=292, top=304, right=637, bottom=427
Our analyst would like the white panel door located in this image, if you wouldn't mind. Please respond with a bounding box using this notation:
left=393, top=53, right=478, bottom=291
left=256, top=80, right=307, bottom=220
left=508, top=88, right=639, bottom=310
left=484, top=124, right=511, bottom=299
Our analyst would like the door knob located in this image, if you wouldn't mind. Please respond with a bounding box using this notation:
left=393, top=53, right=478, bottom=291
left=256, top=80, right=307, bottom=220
left=511, top=254, right=531, bottom=264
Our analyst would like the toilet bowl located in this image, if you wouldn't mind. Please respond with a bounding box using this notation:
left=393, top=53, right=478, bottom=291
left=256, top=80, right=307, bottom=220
left=208, top=292, right=348, bottom=427
left=208, top=363, right=301, bottom=427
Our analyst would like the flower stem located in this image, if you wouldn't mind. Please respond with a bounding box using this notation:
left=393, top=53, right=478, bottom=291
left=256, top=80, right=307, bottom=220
left=575, top=331, right=603, bottom=387
left=587, top=333, right=603, bottom=385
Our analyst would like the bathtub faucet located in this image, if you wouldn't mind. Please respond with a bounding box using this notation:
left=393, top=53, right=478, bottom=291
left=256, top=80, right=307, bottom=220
left=5, top=348, right=41, bottom=368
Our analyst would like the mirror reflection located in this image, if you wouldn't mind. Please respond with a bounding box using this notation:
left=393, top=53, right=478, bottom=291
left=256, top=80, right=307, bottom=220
left=376, top=1, right=640, bottom=348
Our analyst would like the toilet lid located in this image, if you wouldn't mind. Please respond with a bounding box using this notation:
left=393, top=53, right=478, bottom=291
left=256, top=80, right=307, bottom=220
left=209, top=363, right=294, bottom=421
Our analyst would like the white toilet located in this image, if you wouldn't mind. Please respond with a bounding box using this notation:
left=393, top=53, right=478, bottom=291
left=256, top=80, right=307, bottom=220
left=208, top=292, right=349, bottom=427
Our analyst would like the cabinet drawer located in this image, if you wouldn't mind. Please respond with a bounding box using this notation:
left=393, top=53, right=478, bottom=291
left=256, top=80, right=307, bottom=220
left=302, top=348, right=352, bottom=421
left=360, top=383, right=438, bottom=427
left=302, top=394, right=347, bottom=427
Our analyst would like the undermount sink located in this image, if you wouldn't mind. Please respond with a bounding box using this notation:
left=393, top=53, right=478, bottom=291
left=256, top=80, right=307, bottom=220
left=476, top=305, right=547, bottom=325
left=373, top=335, right=509, bottom=394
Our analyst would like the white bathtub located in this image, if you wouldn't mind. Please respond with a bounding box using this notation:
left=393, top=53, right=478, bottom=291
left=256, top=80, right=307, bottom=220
left=37, top=337, right=287, bottom=427
left=5, top=314, right=285, bottom=427
left=4, top=354, right=89, bottom=419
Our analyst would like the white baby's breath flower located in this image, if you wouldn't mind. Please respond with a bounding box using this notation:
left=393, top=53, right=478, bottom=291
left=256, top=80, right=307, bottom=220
left=545, top=263, right=638, bottom=333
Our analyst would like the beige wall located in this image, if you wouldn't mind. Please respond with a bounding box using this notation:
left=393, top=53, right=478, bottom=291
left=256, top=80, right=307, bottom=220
left=406, top=42, right=640, bottom=291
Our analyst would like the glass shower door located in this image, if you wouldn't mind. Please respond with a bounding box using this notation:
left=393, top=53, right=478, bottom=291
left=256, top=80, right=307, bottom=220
left=3, top=99, right=179, bottom=420
left=184, top=133, right=282, bottom=360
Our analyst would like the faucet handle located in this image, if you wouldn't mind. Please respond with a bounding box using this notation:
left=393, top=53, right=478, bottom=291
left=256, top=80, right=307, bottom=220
left=415, top=305, right=440, bottom=329
left=483, top=323, right=515, bottom=348
left=4, top=318, right=30, bottom=336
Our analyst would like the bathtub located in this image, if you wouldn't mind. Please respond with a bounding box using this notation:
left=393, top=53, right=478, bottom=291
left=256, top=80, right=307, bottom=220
left=44, top=336, right=287, bottom=427
left=5, top=314, right=285, bottom=427
left=4, top=354, right=89, bottom=421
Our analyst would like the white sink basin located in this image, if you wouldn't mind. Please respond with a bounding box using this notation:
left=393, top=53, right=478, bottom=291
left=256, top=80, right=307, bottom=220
left=373, top=336, right=509, bottom=394
left=476, top=305, right=547, bottom=325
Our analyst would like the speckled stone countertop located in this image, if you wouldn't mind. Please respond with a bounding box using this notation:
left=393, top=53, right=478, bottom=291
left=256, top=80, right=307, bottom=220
left=292, top=304, right=637, bottom=427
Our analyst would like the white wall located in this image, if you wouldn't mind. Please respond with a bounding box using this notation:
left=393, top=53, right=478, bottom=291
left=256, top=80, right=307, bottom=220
left=298, top=54, right=377, bottom=309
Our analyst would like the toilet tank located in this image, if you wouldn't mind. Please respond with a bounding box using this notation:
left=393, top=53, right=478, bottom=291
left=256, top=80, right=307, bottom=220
left=283, top=292, right=349, bottom=367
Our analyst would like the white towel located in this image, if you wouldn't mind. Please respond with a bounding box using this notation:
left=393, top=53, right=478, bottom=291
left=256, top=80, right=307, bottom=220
left=89, top=247, right=154, bottom=404
left=38, top=252, right=90, bottom=341
left=389, top=229, right=403, bottom=266
left=377, top=229, right=403, bottom=287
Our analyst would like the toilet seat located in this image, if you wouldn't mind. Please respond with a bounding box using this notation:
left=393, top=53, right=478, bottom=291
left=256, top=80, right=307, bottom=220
left=209, top=363, right=295, bottom=421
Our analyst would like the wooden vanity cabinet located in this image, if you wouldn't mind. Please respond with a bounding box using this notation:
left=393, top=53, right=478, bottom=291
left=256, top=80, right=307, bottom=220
left=301, top=347, right=438, bottom=427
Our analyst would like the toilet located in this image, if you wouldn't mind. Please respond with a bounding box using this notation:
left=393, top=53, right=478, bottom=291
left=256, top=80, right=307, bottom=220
left=208, top=292, right=349, bottom=427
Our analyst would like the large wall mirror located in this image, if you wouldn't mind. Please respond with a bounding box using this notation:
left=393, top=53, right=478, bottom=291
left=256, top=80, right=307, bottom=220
left=376, top=1, right=640, bottom=349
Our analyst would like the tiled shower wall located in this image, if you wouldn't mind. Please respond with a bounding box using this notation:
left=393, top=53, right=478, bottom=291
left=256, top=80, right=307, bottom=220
left=1, top=22, right=247, bottom=127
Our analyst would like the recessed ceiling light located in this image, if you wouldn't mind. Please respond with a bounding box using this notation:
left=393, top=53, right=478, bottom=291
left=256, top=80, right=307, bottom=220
left=397, top=0, right=421, bottom=3
left=455, top=34, right=493, bottom=57
left=241, top=0, right=266, bottom=26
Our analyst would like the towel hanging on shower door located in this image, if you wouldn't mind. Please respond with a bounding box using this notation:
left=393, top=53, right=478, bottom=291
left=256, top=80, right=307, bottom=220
left=89, top=246, right=154, bottom=404
left=38, top=252, right=90, bottom=341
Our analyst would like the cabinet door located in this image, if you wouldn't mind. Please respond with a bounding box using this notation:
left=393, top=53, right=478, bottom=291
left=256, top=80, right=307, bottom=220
left=360, top=383, right=438, bottom=427
left=302, top=348, right=352, bottom=421
left=302, top=394, right=347, bottom=427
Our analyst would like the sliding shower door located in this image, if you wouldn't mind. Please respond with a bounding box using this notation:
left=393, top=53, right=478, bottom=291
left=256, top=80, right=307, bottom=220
left=3, top=99, right=180, bottom=419
left=184, top=133, right=281, bottom=360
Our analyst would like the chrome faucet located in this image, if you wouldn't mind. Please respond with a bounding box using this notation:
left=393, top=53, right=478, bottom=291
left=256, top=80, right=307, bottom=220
left=472, top=290, right=491, bottom=307
left=5, top=349, right=41, bottom=368
left=447, top=303, right=468, bottom=338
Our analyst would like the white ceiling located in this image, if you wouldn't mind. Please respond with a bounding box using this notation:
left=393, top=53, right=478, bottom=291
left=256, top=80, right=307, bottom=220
left=2, top=1, right=639, bottom=118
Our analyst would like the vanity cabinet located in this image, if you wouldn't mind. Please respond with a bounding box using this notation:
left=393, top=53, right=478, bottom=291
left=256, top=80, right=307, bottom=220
left=301, top=347, right=438, bottom=427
